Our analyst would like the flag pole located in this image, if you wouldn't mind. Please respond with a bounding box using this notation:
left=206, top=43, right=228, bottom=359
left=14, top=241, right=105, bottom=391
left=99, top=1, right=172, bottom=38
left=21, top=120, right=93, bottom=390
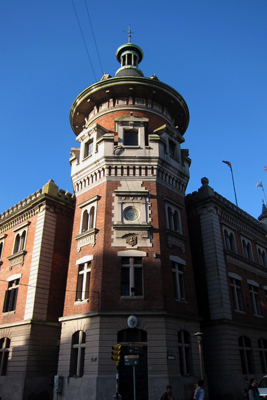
left=222, top=161, right=238, bottom=207
left=257, top=180, right=267, bottom=206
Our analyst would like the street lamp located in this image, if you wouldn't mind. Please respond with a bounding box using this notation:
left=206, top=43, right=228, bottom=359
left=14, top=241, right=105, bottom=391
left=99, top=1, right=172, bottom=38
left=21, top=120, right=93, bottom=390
left=194, top=332, right=204, bottom=380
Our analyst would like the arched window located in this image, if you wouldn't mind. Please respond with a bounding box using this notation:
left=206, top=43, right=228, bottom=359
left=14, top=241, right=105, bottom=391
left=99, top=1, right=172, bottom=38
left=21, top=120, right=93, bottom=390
left=13, top=230, right=27, bottom=254
left=239, top=336, right=253, bottom=374
left=69, top=331, right=86, bottom=377
left=89, top=207, right=95, bottom=230
left=258, top=338, right=267, bottom=373
left=81, top=210, right=89, bottom=232
left=0, top=338, right=10, bottom=376
left=178, top=330, right=191, bottom=376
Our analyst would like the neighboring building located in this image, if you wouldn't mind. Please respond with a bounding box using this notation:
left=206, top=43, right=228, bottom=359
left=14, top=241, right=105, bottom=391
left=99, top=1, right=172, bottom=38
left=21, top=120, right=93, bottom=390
left=185, top=177, right=267, bottom=400
left=0, top=180, right=74, bottom=400
left=56, top=41, right=202, bottom=400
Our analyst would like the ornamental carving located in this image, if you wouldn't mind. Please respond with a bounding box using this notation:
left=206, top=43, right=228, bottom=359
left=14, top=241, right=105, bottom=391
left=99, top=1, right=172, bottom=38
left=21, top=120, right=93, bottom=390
left=126, top=235, right=137, bottom=247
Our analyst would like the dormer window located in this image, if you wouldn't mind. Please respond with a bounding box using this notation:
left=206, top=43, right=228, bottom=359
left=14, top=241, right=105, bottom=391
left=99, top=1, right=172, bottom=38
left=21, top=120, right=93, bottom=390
left=169, top=140, right=176, bottom=157
left=124, top=129, right=138, bottom=146
left=84, top=139, right=93, bottom=159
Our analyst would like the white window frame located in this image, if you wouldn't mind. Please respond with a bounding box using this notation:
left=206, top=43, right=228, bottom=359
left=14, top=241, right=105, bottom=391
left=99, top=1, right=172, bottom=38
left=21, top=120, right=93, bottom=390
left=0, top=337, right=10, bottom=376
left=228, top=273, right=244, bottom=313
left=223, top=227, right=236, bottom=253
left=118, top=250, right=146, bottom=298
left=0, top=234, right=6, bottom=262
left=78, top=196, right=98, bottom=234
left=248, top=279, right=262, bottom=317
left=170, top=255, right=186, bottom=302
left=257, top=245, right=267, bottom=267
left=165, top=200, right=182, bottom=234
left=70, top=330, right=86, bottom=377
left=178, top=330, right=191, bottom=376
left=12, top=222, right=30, bottom=255
left=241, top=237, right=253, bottom=261
left=75, top=255, right=93, bottom=303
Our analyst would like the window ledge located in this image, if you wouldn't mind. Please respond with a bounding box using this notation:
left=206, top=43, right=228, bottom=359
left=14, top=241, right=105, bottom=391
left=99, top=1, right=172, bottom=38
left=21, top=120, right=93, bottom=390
left=74, top=299, right=89, bottom=306
left=233, top=310, right=246, bottom=314
left=7, top=251, right=27, bottom=268
left=120, top=296, right=144, bottom=300
left=175, top=299, right=188, bottom=304
left=75, top=229, right=97, bottom=250
left=3, top=310, right=15, bottom=316
left=253, top=314, right=263, bottom=318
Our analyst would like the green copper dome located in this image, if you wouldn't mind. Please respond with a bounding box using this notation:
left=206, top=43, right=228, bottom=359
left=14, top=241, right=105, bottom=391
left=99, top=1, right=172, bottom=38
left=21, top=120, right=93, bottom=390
left=115, top=43, right=144, bottom=77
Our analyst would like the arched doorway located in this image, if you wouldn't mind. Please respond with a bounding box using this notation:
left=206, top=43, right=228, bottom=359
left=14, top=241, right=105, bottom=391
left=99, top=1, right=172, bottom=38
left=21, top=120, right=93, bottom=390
left=117, top=328, right=148, bottom=400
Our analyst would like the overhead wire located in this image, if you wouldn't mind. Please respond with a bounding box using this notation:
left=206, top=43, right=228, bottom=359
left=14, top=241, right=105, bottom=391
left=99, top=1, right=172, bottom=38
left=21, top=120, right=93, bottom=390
left=83, top=0, right=104, bottom=76
left=71, top=0, right=97, bottom=81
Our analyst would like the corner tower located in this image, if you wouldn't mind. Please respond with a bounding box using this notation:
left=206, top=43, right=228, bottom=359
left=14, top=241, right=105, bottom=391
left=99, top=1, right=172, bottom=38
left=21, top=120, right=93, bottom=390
left=57, top=41, right=201, bottom=400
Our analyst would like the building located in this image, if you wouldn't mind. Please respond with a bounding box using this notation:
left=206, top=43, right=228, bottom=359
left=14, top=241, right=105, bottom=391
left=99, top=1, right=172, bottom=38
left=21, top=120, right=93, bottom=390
left=185, top=177, right=267, bottom=400
left=56, top=41, right=203, bottom=400
left=0, top=180, right=74, bottom=400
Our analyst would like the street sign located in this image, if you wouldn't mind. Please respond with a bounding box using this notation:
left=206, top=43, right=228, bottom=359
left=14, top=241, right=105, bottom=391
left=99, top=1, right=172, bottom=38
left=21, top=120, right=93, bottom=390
left=128, top=343, right=143, bottom=355
left=124, top=355, right=139, bottom=366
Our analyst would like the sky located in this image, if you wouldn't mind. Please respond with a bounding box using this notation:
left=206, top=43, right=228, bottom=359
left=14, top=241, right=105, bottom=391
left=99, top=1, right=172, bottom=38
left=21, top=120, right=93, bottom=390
left=1, top=0, right=267, bottom=220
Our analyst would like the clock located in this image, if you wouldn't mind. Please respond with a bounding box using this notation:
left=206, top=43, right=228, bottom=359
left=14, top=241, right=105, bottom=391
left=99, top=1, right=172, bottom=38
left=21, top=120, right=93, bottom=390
left=124, top=207, right=139, bottom=221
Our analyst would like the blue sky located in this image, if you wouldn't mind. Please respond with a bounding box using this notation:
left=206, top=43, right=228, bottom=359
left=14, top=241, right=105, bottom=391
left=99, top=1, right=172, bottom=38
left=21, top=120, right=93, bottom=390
left=1, top=0, right=267, bottom=219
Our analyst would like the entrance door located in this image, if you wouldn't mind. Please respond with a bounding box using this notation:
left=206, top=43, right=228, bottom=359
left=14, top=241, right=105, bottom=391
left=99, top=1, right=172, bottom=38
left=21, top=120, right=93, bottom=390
left=117, top=328, right=148, bottom=400
left=119, top=345, right=148, bottom=400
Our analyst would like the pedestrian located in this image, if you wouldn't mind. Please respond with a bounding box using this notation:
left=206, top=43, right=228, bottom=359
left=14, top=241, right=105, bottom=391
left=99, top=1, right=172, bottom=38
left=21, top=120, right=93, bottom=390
left=190, top=383, right=198, bottom=400
left=248, top=378, right=260, bottom=400
left=160, top=385, right=174, bottom=400
left=193, top=379, right=205, bottom=400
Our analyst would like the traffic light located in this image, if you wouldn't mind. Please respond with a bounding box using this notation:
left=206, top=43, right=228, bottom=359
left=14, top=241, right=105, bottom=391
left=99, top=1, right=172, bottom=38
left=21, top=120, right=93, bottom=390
left=111, top=344, right=122, bottom=366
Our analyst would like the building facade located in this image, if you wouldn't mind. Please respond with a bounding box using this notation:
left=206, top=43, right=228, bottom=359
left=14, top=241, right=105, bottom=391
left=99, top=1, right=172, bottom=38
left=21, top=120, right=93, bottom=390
left=56, top=42, right=203, bottom=400
left=185, top=177, right=267, bottom=400
left=0, top=180, right=74, bottom=400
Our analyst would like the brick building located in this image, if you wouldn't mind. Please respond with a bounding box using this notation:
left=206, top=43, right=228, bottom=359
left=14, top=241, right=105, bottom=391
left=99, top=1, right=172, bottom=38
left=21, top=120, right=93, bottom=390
left=56, top=41, right=203, bottom=400
left=1, top=39, right=267, bottom=400
left=0, top=180, right=74, bottom=400
left=185, top=177, right=267, bottom=400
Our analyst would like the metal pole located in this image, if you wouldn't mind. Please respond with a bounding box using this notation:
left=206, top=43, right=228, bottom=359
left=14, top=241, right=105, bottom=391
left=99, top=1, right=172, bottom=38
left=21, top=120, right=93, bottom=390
left=230, top=164, right=238, bottom=207
left=133, top=366, right=136, bottom=400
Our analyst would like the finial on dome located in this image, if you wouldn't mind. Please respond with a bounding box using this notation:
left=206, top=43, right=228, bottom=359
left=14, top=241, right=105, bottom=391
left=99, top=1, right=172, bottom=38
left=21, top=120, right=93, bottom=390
left=123, top=24, right=134, bottom=43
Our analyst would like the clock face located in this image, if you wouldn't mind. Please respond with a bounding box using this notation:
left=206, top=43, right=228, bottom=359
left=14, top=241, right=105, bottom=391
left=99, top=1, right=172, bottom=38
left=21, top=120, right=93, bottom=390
left=124, top=207, right=139, bottom=221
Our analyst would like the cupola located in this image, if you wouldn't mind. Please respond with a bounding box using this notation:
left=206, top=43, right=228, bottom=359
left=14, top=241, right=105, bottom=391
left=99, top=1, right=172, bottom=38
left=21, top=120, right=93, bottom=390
left=115, top=42, right=144, bottom=77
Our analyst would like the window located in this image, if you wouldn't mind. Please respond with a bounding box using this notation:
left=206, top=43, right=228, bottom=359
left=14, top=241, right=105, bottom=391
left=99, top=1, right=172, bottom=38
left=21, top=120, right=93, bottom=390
left=178, top=330, right=191, bottom=376
left=223, top=229, right=236, bottom=252
left=166, top=203, right=181, bottom=233
left=172, top=262, right=185, bottom=301
left=259, top=338, right=267, bottom=373
left=0, top=338, right=10, bottom=376
left=84, top=139, right=93, bottom=158
left=0, top=241, right=3, bottom=262
left=230, top=277, right=244, bottom=312
left=76, top=262, right=91, bottom=302
left=242, top=239, right=253, bottom=261
left=124, top=129, right=138, bottom=146
left=69, top=331, right=86, bottom=377
left=81, top=206, right=95, bottom=232
left=258, top=248, right=267, bottom=267
left=78, top=195, right=99, bottom=237
left=121, top=257, right=143, bottom=296
left=3, top=277, right=20, bottom=313
left=249, top=282, right=262, bottom=316
left=239, top=336, right=253, bottom=374
left=169, top=140, right=176, bottom=157
left=13, top=230, right=26, bottom=254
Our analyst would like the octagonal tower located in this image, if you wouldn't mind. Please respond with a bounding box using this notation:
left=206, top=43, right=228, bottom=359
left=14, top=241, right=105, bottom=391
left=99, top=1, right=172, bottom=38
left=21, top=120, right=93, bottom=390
left=57, top=41, right=201, bottom=400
